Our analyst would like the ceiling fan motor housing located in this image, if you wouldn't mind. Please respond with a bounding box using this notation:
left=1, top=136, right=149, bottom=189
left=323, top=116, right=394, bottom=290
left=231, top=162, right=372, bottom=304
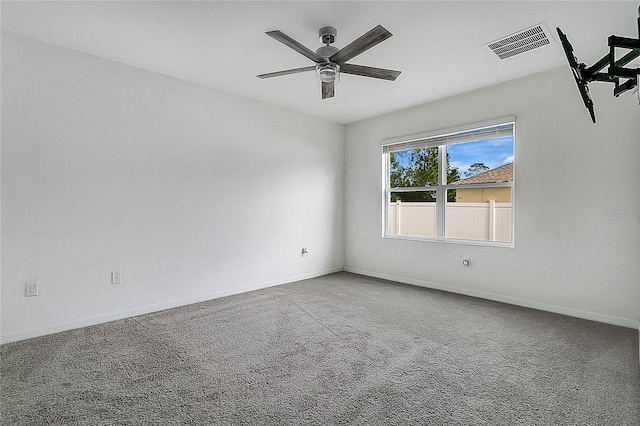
left=316, top=45, right=338, bottom=59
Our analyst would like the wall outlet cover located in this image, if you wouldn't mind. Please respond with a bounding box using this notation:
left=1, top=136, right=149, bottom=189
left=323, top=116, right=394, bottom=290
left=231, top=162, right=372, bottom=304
left=25, top=281, right=39, bottom=297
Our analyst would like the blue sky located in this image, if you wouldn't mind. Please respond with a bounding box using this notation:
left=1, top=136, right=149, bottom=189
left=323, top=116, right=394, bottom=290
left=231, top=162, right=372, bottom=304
left=392, top=136, right=514, bottom=177
left=447, top=136, right=514, bottom=175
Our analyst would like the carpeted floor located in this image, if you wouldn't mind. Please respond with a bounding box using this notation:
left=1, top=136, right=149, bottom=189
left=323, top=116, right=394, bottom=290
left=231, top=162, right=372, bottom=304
left=1, top=272, right=639, bottom=425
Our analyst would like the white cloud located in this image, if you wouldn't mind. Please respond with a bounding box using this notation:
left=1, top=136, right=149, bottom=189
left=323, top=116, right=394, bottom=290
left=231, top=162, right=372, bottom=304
left=503, top=155, right=514, bottom=164
left=449, top=161, right=470, bottom=172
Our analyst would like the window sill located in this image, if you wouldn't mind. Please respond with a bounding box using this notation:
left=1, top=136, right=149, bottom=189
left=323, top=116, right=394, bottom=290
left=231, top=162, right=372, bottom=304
left=383, top=233, right=515, bottom=248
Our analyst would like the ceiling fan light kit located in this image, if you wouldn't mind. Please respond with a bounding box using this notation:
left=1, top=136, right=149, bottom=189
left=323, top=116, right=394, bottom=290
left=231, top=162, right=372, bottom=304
left=257, top=24, right=401, bottom=99
left=316, top=63, right=340, bottom=84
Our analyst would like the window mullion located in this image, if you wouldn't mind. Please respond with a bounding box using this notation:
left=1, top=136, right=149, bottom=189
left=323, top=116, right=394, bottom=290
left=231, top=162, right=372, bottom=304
left=436, top=145, right=447, bottom=239
left=383, top=153, right=390, bottom=236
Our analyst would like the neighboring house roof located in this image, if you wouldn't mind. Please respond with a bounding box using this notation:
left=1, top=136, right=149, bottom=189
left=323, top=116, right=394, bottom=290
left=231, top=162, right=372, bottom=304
left=452, top=163, right=513, bottom=185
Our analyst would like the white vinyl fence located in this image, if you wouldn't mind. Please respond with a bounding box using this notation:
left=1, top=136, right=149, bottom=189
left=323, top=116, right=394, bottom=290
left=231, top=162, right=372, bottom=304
left=388, top=201, right=512, bottom=243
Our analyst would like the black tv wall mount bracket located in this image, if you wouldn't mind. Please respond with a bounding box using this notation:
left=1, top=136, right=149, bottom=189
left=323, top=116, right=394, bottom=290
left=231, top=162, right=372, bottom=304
left=557, top=5, right=640, bottom=123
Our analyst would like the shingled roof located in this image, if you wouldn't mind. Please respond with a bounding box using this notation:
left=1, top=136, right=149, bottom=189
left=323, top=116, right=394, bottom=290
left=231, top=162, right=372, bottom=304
left=452, top=163, right=513, bottom=185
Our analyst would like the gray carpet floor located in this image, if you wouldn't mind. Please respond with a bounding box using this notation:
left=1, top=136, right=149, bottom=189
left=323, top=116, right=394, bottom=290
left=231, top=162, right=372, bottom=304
left=1, top=272, right=639, bottom=425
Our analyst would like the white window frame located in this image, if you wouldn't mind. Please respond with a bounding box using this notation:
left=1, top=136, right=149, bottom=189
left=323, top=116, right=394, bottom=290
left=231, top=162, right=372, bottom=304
left=381, top=117, right=516, bottom=247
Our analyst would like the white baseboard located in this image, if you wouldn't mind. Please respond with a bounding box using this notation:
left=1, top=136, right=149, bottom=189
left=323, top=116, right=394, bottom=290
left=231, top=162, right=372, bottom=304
left=0, top=267, right=344, bottom=345
left=344, top=267, right=640, bottom=331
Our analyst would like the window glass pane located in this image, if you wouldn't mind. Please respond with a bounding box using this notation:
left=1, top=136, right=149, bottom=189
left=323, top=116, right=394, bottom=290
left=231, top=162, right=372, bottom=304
left=388, top=192, right=436, bottom=237
left=389, top=147, right=439, bottom=188
left=447, top=136, right=514, bottom=184
left=445, top=189, right=513, bottom=243
left=383, top=121, right=515, bottom=246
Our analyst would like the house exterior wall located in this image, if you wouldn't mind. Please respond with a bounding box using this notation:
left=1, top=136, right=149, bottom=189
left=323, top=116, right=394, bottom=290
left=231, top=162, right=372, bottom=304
left=455, top=187, right=512, bottom=203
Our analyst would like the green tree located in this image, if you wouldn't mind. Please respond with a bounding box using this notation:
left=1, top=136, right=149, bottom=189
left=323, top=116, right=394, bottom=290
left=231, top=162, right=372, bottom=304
left=408, top=148, right=439, bottom=187
left=389, top=152, right=408, bottom=188
left=464, top=162, right=489, bottom=178
left=390, top=148, right=459, bottom=202
left=445, top=157, right=460, bottom=202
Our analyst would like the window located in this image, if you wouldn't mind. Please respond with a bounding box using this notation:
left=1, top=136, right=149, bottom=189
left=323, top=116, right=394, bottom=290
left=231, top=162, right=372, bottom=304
left=382, top=118, right=515, bottom=246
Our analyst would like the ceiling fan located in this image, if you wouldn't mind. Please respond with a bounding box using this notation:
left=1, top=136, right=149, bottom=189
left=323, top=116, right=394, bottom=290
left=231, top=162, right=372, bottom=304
left=257, top=25, right=401, bottom=99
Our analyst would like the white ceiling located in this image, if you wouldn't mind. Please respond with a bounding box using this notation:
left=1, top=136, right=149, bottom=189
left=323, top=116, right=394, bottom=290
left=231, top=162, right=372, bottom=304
left=2, top=1, right=638, bottom=124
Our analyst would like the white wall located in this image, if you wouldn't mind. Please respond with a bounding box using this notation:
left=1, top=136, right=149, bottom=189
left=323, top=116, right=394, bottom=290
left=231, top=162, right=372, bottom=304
left=2, top=31, right=638, bottom=346
left=1, top=33, right=344, bottom=343
left=344, top=66, right=640, bottom=328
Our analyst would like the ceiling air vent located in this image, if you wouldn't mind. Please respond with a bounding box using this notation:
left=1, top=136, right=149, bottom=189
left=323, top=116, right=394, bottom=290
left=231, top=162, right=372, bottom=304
left=485, top=23, right=554, bottom=60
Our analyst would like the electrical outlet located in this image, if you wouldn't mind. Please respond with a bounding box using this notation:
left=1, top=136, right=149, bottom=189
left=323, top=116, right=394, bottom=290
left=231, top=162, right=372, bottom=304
left=25, top=281, right=39, bottom=297
left=111, top=272, right=121, bottom=284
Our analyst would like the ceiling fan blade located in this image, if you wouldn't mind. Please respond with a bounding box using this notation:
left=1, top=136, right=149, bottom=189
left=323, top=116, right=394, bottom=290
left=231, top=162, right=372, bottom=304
left=322, top=81, right=335, bottom=99
left=266, top=30, right=325, bottom=63
left=340, top=63, right=401, bottom=81
left=330, top=25, right=392, bottom=64
left=256, top=66, right=316, bottom=79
